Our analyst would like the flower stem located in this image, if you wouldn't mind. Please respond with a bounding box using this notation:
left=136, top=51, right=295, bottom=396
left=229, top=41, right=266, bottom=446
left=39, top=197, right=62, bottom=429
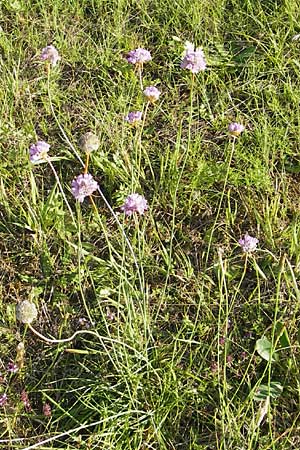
left=47, top=158, right=76, bottom=225
left=46, top=69, right=84, bottom=166
left=204, top=137, right=236, bottom=267
left=46, top=66, right=143, bottom=295
left=138, top=64, right=143, bottom=90
left=84, top=153, right=90, bottom=174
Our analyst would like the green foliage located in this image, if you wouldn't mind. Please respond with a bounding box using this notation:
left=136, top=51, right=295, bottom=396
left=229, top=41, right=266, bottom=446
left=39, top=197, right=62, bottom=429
left=0, top=0, right=300, bottom=449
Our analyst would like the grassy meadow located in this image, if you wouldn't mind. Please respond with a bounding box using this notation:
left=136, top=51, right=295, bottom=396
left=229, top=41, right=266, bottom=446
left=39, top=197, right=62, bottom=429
left=1, top=0, right=300, bottom=448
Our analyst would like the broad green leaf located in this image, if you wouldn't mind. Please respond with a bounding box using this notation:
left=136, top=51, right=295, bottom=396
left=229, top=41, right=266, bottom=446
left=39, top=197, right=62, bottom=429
left=254, top=382, right=283, bottom=401
left=275, top=322, right=291, bottom=349
left=255, top=337, right=278, bottom=362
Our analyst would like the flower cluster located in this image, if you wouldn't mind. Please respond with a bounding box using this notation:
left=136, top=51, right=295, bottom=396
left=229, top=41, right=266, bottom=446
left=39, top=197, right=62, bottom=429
left=29, top=141, right=50, bottom=163
left=71, top=174, right=99, bottom=202
left=120, top=193, right=148, bottom=216
left=125, top=111, right=142, bottom=125
left=40, top=45, right=60, bottom=67
left=238, top=233, right=259, bottom=253
left=181, top=42, right=206, bottom=74
left=143, top=86, right=161, bottom=103
left=32, top=44, right=252, bottom=230
left=228, top=122, right=245, bottom=137
left=126, top=48, right=151, bottom=65
left=7, top=362, right=18, bottom=374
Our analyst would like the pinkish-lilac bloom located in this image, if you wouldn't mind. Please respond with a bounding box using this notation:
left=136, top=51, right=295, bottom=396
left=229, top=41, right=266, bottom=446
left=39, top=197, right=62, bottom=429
left=126, top=48, right=151, bottom=65
left=124, top=111, right=142, bottom=125
left=143, top=86, right=161, bottom=103
left=29, top=141, right=50, bottom=163
left=43, top=402, right=52, bottom=417
left=121, top=193, right=148, bottom=216
left=21, top=390, right=32, bottom=412
left=238, top=233, right=259, bottom=253
left=0, top=394, right=7, bottom=407
left=181, top=42, right=206, bottom=73
left=71, top=173, right=99, bottom=202
left=40, top=45, right=60, bottom=67
left=7, top=362, right=18, bottom=374
left=228, top=122, right=245, bottom=137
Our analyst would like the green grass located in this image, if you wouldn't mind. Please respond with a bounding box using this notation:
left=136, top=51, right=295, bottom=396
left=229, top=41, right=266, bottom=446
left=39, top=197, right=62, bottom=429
left=1, top=0, right=300, bottom=448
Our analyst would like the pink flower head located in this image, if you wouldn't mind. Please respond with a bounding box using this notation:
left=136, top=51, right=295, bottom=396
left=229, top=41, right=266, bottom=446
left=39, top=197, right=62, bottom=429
left=228, top=122, right=245, bottom=137
left=71, top=173, right=98, bottom=202
left=29, top=141, right=50, bottom=163
left=121, top=193, right=148, bottom=216
left=143, top=86, right=161, bottom=103
left=238, top=233, right=259, bottom=253
left=43, top=402, right=52, bottom=417
left=21, top=390, right=32, bottom=412
left=40, top=45, right=60, bottom=67
left=7, top=362, right=18, bottom=374
left=124, top=111, right=142, bottom=125
left=0, top=394, right=7, bottom=407
left=126, top=48, right=151, bottom=65
left=181, top=42, right=206, bottom=73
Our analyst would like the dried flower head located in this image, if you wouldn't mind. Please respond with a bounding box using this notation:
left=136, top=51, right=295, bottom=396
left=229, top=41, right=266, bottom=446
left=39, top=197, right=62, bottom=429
left=143, top=86, right=161, bottom=103
left=79, top=132, right=100, bottom=154
left=124, top=111, right=142, bottom=125
left=16, top=300, right=38, bottom=324
left=0, top=394, right=7, bottom=407
left=40, top=45, right=60, bottom=67
left=29, top=141, right=50, bottom=163
left=71, top=173, right=99, bottom=202
left=181, top=41, right=206, bottom=73
left=121, top=193, right=148, bottom=216
left=126, top=48, right=151, bottom=65
left=228, top=122, right=245, bottom=137
left=238, top=233, right=259, bottom=253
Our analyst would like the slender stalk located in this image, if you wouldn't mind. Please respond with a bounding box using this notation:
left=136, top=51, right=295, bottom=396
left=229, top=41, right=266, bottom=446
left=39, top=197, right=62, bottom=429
left=46, top=69, right=84, bottom=166
left=84, top=152, right=90, bottom=174
left=138, top=64, right=143, bottom=90
left=155, top=73, right=194, bottom=319
left=28, top=323, right=97, bottom=344
left=46, top=67, right=144, bottom=295
left=204, top=137, right=236, bottom=267
left=47, top=158, right=76, bottom=225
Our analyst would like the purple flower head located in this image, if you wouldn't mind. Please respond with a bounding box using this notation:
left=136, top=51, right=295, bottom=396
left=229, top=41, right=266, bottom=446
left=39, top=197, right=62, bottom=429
left=121, top=193, right=148, bottom=216
left=40, top=45, right=60, bottom=67
left=238, top=233, right=259, bottom=253
left=143, top=86, right=161, bottom=103
left=228, top=122, right=245, bottom=137
left=0, top=394, right=7, bottom=407
left=29, top=141, right=50, bottom=163
left=124, top=111, right=142, bottom=125
left=7, top=362, right=18, bottom=374
left=126, top=48, right=151, bottom=65
left=71, top=173, right=99, bottom=202
left=181, top=42, right=206, bottom=73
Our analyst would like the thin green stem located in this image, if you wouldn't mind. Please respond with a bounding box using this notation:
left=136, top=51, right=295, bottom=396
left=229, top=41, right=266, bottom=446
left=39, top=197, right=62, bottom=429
left=204, top=137, right=236, bottom=268
left=47, top=158, right=76, bottom=225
